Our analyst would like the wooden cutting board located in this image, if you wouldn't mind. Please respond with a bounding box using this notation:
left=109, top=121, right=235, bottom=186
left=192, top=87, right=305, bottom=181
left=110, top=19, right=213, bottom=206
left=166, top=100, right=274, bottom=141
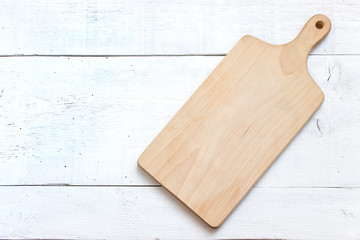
left=138, top=14, right=331, bottom=227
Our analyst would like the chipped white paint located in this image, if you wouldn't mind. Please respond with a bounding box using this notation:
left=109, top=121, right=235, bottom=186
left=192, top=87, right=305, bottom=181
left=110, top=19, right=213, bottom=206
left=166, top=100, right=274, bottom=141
left=0, top=56, right=359, bottom=187
left=0, top=0, right=360, bottom=239
left=1, top=186, right=360, bottom=239
left=0, top=0, right=360, bottom=55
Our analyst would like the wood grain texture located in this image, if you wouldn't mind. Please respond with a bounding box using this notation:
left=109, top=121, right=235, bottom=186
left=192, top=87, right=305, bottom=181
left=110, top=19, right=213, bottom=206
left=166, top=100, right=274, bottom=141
left=0, top=0, right=360, bottom=239
left=0, top=0, right=360, bottom=55
left=138, top=15, right=331, bottom=227
left=1, top=186, right=359, bottom=239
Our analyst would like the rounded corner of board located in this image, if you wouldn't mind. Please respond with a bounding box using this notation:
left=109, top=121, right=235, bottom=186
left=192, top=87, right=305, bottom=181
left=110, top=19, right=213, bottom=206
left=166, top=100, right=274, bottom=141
left=204, top=218, right=223, bottom=228
left=240, top=34, right=252, bottom=40
left=137, top=157, right=145, bottom=169
left=319, top=90, right=325, bottom=103
left=313, top=80, right=325, bottom=104
left=240, top=35, right=257, bottom=42
left=238, top=35, right=268, bottom=47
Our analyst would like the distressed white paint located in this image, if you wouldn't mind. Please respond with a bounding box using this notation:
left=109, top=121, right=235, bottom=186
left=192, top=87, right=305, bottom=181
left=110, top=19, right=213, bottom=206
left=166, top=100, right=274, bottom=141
left=0, top=0, right=360, bottom=55
left=1, top=186, right=359, bottom=239
left=0, top=56, right=359, bottom=187
left=1, top=0, right=360, bottom=239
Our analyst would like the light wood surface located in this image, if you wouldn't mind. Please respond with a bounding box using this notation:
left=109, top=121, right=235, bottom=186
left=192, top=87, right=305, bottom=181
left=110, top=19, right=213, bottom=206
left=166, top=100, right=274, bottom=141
left=2, top=1, right=360, bottom=239
left=138, top=15, right=331, bottom=227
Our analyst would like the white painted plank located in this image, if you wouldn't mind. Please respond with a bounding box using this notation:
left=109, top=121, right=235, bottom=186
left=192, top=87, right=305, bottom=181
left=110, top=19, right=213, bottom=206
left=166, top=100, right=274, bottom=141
left=1, top=186, right=359, bottom=239
left=0, top=56, right=359, bottom=186
left=0, top=0, right=359, bottom=55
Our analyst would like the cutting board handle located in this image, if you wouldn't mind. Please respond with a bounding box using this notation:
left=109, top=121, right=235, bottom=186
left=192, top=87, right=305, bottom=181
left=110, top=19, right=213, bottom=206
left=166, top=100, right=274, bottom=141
left=281, top=15, right=331, bottom=72
left=293, top=14, right=331, bottom=54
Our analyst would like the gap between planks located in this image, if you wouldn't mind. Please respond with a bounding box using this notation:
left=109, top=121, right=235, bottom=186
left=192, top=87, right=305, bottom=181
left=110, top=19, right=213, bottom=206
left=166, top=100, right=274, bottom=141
left=0, top=184, right=358, bottom=189
left=1, top=238, right=292, bottom=240
left=1, top=53, right=360, bottom=57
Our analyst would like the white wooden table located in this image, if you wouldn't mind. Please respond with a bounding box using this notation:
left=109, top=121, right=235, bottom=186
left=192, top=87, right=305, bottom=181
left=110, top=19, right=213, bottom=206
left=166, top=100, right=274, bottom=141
left=1, top=1, right=359, bottom=239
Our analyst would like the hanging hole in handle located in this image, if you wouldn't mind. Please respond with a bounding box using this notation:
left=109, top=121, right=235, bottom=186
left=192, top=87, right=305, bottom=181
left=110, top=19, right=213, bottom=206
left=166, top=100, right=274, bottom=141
left=316, top=21, right=324, bottom=29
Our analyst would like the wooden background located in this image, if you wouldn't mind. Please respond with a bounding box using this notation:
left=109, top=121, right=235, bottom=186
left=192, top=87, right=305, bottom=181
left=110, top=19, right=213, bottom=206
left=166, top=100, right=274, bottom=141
left=0, top=0, right=359, bottom=239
